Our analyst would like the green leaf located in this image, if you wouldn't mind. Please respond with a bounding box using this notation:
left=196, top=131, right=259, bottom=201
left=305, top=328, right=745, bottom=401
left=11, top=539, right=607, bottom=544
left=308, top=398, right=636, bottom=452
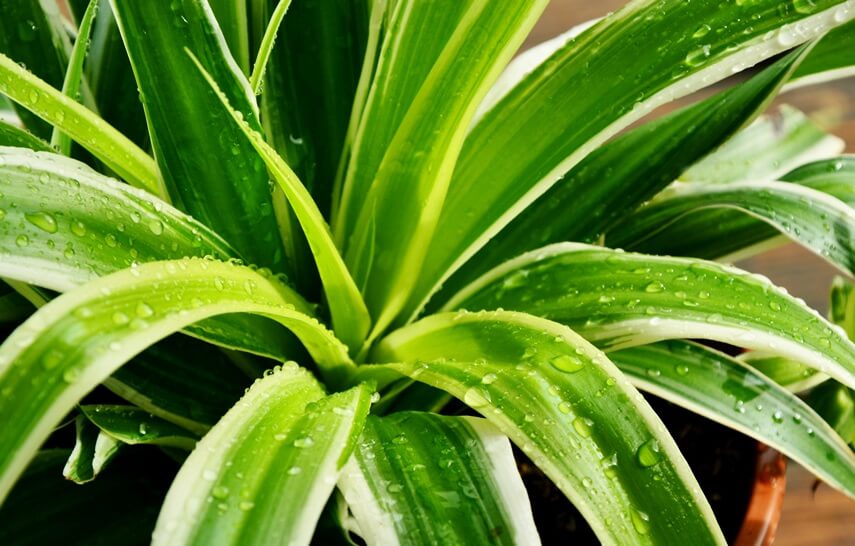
left=0, top=449, right=172, bottom=546
left=368, top=310, right=724, bottom=546
left=63, top=413, right=122, bottom=484
left=0, top=120, right=50, bottom=150
left=608, top=179, right=855, bottom=276
left=429, top=47, right=806, bottom=310
left=339, top=412, right=539, bottom=545
left=408, top=0, right=855, bottom=321
left=623, top=155, right=855, bottom=262
left=111, top=0, right=287, bottom=272
left=0, top=148, right=301, bottom=360
left=0, top=257, right=352, bottom=502
left=80, top=405, right=198, bottom=449
left=208, top=0, right=251, bottom=74
left=152, top=371, right=371, bottom=546
left=247, top=0, right=293, bottom=95
left=105, top=335, right=251, bottom=434
left=255, top=0, right=368, bottom=217
left=679, top=106, right=843, bottom=184
left=832, top=273, right=855, bottom=336
left=739, top=353, right=827, bottom=392
left=85, top=0, right=150, bottom=150
left=790, top=18, right=855, bottom=87
left=807, top=380, right=855, bottom=444
left=0, top=0, right=71, bottom=139
left=50, top=0, right=99, bottom=156
left=194, top=56, right=370, bottom=353
left=610, top=340, right=855, bottom=499
left=445, top=244, right=855, bottom=393
left=338, top=0, right=549, bottom=337
left=0, top=54, right=162, bottom=195
left=0, top=283, right=33, bottom=323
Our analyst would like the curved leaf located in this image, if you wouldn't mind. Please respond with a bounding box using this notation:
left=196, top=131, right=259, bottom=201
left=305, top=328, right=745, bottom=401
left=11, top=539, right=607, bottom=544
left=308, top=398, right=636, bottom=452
left=740, top=353, right=827, bottom=392
left=808, top=380, right=855, bottom=445
left=153, top=371, right=371, bottom=546
left=367, top=311, right=724, bottom=546
left=338, top=0, right=549, bottom=337
left=609, top=180, right=855, bottom=276
left=0, top=121, right=50, bottom=151
left=445, top=243, right=855, bottom=392
left=407, top=0, right=855, bottom=321
left=194, top=57, right=370, bottom=352
left=610, top=340, right=855, bottom=499
left=790, top=18, right=855, bottom=87
left=111, top=0, right=287, bottom=272
left=0, top=147, right=299, bottom=360
left=63, top=413, right=122, bottom=484
left=0, top=53, right=162, bottom=195
left=0, top=257, right=352, bottom=502
left=623, top=155, right=855, bottom=262
left=51, top=0, right=99, bottom=156
left=81, top=405, right=198, bottom=449
left=429, top=48, right=807, bottom=309
left=338, top=413, right=539, bottom=545
left=679, top=106, right=844, bottom=184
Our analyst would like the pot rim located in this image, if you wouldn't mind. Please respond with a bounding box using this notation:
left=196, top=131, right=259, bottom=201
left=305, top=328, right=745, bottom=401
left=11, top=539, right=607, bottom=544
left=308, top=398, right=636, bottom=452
left=733, top=444, right=787, bottom=546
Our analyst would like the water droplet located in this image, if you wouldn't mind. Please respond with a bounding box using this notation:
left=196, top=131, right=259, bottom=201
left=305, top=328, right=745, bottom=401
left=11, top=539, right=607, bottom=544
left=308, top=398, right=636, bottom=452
left=550, top=354, right=585, bottom=374
left=149, top=219, right=164, bottom=235
left=24, top=211, right=57, bottom=233
left=18, top=20, right=37, bottom=42
left=293, top=436, right=314, bottom=448
left=645, top=281, right=665, bottom=293
left=685, top=45, right=711, bottom=67
left=693, top=24, right=712, bottom=38
left=41, top=350, right=64, bottom=370
left=675, top=365, right=689, bottom=376
left=139, top=422, right=148, bottom=435
left=0, top=209, right=5, bottom=221
left=212, top=485, right=229, bottom=499
left=287, top=466, right=302, bottom=475
left=698, top=291, right=710, bottom=299
left=112, top=312, right=130, bottom=325
left=135, top=302, right=154, bottom=318
left=239, top=501, right=255, bottom=511
left=772, top=410, right=784, bottom=424
left=598, top=295, right=615, bottom=303
left=464, top=387, right=491, bottom=408
left=71, top=221, right=87, bottom=237
left=15, top=234, right=29, bottom=247
left=636, top=439, right=662, bottom=467
left=105, top=234, right=118, bottom=247
left=62, top=367, right=80, bottom=383
left=769, top=301, right=782, bottom=311
left=630, top=508, right=651, bottom=535
left=792, top=0, right=817, bottom=14
left=481, top=373, right=498, bottom=385
left=573, top=416, right=594, bottom=438
left=387, top=483, right=403, bottom=494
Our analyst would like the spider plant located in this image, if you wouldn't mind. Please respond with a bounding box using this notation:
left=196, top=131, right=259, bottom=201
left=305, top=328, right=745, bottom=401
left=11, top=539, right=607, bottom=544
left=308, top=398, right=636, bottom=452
left=0, top=0, right=854, bottom=543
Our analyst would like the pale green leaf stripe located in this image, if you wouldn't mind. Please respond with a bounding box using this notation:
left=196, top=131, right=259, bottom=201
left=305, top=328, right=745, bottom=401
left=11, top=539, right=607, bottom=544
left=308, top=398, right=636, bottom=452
left=63, top=414, right=121, bottom=484
left=0, top=53, right=162, bottom=196
left=445, top=243, right=855, bottom=393
left=369, top=311, right=724, bottom=546
left=343, top=1, right=548, bottom=341
left=407, top=0, right=855, bottom=322
left=609, top=180, right=855, bottom=276
left=248, top=0, right=293, bottom=94
left=339, top=413, right=539, bottom=546
left=679, top=106, right=844, bottom=184
left=80, top=405, right=198, bottom=449
left=610, top=340, right=855, bottom=499
left=0, top=258, right=352, bottom=503
left=192, top=54, right=370, bottom=353
left=0, top=147, right=298, bottom=361
left=788, top=18, right=855, bottom=88
left=51, top=0, right=99, bottom=155
left=153, top=374, right=372, bottom=546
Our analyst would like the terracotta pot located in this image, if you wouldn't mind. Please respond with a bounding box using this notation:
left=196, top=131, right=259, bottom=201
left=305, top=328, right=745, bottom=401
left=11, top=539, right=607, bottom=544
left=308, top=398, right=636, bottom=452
left=734, top=445, right=788, bottom=546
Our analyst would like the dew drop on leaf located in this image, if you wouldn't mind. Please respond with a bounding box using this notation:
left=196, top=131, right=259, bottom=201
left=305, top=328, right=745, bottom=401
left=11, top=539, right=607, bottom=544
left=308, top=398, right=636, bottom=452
left=24, top=211, right=57, bottom=233
left=550, top=354, right=584, bottom=374
left=636, top=439, right=662, bottom=467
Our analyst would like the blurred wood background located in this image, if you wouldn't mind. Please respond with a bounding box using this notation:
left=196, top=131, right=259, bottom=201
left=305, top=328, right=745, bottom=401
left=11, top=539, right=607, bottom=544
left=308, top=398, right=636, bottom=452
left=530, top=1, right=855, bottom=544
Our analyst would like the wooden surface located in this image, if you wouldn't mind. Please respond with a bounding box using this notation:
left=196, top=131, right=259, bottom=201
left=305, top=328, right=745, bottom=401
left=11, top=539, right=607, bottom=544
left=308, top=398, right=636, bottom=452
left=530, top=1, right=855, bottom=543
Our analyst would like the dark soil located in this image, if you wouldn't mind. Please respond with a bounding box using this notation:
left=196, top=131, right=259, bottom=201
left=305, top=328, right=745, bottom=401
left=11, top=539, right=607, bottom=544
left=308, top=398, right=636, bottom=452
left=517, top=393, right=756, bottom=545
